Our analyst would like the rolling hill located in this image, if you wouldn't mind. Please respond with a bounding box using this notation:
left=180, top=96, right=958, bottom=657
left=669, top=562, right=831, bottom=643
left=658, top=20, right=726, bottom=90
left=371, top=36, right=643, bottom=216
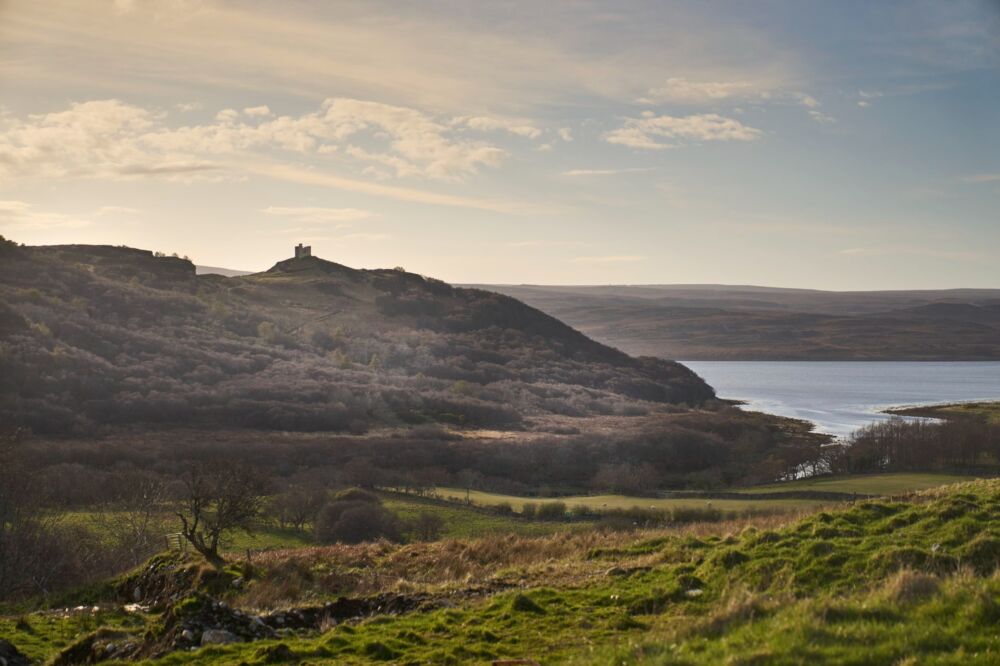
left=470, top=284, right=1000, bottom=360
left=0, top=239, right=714, bottom=435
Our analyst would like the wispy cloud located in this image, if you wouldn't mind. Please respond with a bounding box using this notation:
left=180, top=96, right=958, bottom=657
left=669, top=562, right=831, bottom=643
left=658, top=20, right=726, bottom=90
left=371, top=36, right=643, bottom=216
left=0, top=200, right=90, bottom=230
left=0, top=97, right=511, bottom=183
left=262, top=206, right=377, bottom=224
left=636, top=77, right=767, bottom=105
left=457, top=116, right=542, bottom=139
left=572, top=254, right=645, bottom=263
left=562, top=167, right=650, bottom=176
left=962, top=173, right=1000, bottom=184
left=243, top=161, right=552, bottom=215
left=606, top=112, right=761, bottom=150
left=837, top=246, right=982, bottom=261
left=93, top=205, right=142, bottom=217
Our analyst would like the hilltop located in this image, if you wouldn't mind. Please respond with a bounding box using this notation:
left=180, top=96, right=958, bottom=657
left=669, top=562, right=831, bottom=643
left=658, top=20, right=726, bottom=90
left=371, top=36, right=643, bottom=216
left=0, top=240, right=713, bottom=435
left=473, top=283, right=1000, bottom=360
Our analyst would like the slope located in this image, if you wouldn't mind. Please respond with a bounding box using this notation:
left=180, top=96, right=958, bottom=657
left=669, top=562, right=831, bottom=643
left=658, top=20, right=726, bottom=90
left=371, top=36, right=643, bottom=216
left=0, top=239, right=713, bottom=434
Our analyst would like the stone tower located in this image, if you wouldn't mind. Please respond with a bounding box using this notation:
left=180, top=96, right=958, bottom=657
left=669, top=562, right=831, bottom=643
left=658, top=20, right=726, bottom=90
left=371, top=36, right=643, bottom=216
left=294, top=243, right=312, bottom=259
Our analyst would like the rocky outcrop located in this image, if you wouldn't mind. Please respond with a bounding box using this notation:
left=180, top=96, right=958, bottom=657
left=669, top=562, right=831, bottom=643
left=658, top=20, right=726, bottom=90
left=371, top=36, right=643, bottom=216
left=0, top=639, right=30, bottom=666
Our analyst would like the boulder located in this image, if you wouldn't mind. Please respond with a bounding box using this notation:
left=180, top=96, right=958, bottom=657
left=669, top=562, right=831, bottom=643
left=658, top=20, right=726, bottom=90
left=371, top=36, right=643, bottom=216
left=201, top=629, right=241, bottom=645
left=0, top=639, right=31, bottom=666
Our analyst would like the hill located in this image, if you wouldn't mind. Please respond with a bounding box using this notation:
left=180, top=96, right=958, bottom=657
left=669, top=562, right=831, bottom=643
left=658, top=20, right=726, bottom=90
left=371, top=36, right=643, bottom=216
left=471, top=284, right=1000, bottom=360
left=0, top=239, right=714, bottom=435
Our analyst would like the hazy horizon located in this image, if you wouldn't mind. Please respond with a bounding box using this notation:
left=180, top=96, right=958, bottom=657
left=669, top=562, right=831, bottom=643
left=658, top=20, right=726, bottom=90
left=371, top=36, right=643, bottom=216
left=2, top=0, right=998, bottom=290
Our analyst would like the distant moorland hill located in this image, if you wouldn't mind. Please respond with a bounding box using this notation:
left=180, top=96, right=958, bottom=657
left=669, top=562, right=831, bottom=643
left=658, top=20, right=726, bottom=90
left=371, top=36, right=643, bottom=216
left=0, top=239, right=714, bottom=435
left=471, top=284, right=1000, bottom=360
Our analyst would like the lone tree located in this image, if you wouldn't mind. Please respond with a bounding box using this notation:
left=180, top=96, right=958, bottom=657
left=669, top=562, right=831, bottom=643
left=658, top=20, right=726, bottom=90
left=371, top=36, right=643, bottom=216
left=176, top=463, right=265, bottom=565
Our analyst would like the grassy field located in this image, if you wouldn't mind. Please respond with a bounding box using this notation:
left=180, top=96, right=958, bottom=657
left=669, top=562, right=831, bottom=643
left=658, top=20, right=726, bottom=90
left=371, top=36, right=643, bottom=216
left=432, top=475, right=968, bottom=514
left=382, top=494, right=587, bottom=539
left=58, top=492, right=583, bottom=558
left=5, top=478, right=996, bottom=664
left=741, top=472, right=978, bottom=495
left=434, top=488, right=824, bottom=512
left=890, top=401, right=1000, bottom=425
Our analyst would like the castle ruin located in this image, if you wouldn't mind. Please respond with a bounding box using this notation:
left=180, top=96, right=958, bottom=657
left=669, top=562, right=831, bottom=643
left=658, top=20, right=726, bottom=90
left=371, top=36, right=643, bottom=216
left=294, top=243, right=312, bottom=259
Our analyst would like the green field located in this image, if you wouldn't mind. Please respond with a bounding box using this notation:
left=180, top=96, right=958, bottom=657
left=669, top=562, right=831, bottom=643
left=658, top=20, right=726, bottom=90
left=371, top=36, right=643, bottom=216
left=433, top=488, right=824, bottom=513
left=740, top=472, right=978, bottom=495
left=58, top=492, right=582, bottom=557
left=5, top=478, right=996, bottom=665
left=907, top=401, right=1000, bottom=424
left=382, top=494, right=586, bottom=538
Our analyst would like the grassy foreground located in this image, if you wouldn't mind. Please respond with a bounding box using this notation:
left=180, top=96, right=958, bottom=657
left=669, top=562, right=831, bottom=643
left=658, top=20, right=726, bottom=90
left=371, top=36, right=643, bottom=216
left=3, top=478, right=999, bottom=664
left=741, top=472, right=977, bottom=495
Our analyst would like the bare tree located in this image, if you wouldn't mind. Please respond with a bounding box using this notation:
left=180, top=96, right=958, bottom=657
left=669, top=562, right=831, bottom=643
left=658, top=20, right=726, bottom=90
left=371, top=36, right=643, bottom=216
left=176, top=463, right=265, bottom=565
left=93, top=472, right=168, bottom=569
left=0, top=427, right=42, bottom=598
left=267, top=487, right=326, bottom=530
left=410, top=511, right=445, bottom=541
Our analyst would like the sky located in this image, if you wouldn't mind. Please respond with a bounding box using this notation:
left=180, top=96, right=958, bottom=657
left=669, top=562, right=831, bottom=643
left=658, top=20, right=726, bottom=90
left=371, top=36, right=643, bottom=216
left=1, top=0, right=998, bottom=289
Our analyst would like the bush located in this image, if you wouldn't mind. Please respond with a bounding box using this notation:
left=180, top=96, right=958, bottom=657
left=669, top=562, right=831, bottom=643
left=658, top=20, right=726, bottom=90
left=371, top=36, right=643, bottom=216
left=521, top=502, right=537, bottom=519
left=333, top=487, right=380, bottom=504
left=315, top=500, right=401, bottom=544
left=494, top=502, right=514, bottom=516
left=409, top=512, right=446, bottom=541
left=536, top=502, right=567, bottom=521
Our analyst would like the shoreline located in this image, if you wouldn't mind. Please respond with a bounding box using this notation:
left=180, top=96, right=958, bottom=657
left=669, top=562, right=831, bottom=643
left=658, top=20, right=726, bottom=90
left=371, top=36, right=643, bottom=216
left=883, top=400, right=1000, bottom=423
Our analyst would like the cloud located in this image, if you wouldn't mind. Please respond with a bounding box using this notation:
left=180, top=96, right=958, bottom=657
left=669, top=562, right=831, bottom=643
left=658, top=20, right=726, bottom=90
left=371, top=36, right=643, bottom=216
left=459, top=116, right=542, bottom=139
left=557, top=127, right=573, bottom=141
left=243, top=105, right=271, bottom=117
left=797, top=94, right=820, bottom=109
left=637, top=77, right=764, bottom=105
left=807, top=109, right=836, bottom=124
left=215, top=108, right=239, bottom=122
left=572, top=254, right=645, bottom=263
left=242, top=161, right=551, bottom=215
left=562, top=168, right=649, bottom=176
left=1, top=1, right=799, bottom=116
left=639, top=81, right=837, bottom=126
left=94, top=205, right=142, bottom=216
left=337, top=232, right=390, bottom=241
left=605, top=113, right=761, bottom=150
left=262, top=206, right=376, bottom=224
left=837, top=246, right=981, bottom=261
left=0, top=97, right=512, bottom=183
left=0, top=200, right=90, bottom=230
left=962, top=173, right=1000, bottom=184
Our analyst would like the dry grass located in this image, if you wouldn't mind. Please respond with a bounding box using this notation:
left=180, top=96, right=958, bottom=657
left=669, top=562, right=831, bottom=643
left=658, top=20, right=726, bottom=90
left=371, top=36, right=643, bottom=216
left=882, top=569, right=941, bottom=604
left=233, top=512, right=805, bottom=611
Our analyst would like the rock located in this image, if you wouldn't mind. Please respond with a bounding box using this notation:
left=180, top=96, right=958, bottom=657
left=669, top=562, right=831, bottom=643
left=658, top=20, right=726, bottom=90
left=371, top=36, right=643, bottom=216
left=201, top=629, right=241, bottom=645
left=133, top=586, right=142, bottom=602
left=180, top=629, right=196, bottom=643
left=0, top=639, right=32, bottom=666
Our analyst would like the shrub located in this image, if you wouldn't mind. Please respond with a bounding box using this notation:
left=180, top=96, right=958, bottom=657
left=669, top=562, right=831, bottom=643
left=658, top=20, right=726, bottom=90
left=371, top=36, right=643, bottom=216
left=521, top=503, right=537, bottom=519
left=333, top=487, right=380, bottom=504
left=409, top=512, right=446, bottom=541
left=536, top=502, right=567, bottom=521
left=315, top=498, right=401, bottom=544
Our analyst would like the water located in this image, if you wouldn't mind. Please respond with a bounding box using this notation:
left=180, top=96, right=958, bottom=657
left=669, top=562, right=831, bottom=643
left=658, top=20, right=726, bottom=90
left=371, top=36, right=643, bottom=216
left=683, top=361, right=1000, bottom=439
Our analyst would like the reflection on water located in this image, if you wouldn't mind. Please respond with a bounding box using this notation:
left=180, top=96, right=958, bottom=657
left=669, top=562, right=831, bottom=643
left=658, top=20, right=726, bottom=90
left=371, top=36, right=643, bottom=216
left=683, top=361, right=1000, bottom=438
